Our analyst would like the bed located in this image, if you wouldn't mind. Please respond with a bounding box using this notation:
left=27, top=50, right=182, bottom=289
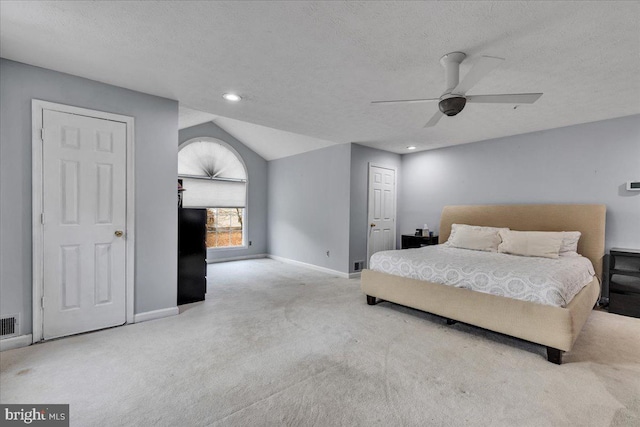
left=361, top=204, right=606, bottom=364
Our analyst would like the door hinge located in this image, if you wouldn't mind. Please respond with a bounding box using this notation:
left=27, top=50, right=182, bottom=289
left=40, top=128, right=45, bottom=141
left=41, top=296, right=45, bottom=308
left=41, top=213, right=45, bottom=224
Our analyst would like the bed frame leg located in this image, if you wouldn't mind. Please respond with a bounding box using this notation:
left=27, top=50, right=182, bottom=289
left=446, top=318, right=457, bottom=325
left=366, top=295, right=377, bottom=305
left=547, top=347, right=562, bottom=365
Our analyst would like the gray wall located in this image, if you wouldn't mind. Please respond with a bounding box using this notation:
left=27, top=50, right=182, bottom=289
left=178, top=122, right=268, bottom=260
left=349, top=144, right=402, bottom=273
left=268, top=144, right=351, bottom=273
left=399, top=115, right=640, bottom=251
left=0, top=59, right=179, bottom=335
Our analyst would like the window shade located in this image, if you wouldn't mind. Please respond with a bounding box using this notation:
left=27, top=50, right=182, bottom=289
left=178, top=140, right=246, bottom=180
left=181, top=178, right=246, bottom=208
left=178, top=138, right=248, bottom=208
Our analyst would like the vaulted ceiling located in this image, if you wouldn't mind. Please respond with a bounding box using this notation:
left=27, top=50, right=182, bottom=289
left=1, top=1, right=638, bottom=159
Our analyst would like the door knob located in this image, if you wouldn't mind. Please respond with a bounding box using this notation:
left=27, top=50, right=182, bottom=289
left=114, top=230, right=124, bottom=237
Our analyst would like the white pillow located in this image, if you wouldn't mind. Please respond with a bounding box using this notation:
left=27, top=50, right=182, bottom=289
left=498, top=230, right=563, bottom=259
left=446, top=224, right=509, bottom=252
left=559, top=231, right=581, bottom=257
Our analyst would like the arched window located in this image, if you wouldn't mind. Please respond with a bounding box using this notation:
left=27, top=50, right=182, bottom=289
left=178, top=138, right=247, bottom=248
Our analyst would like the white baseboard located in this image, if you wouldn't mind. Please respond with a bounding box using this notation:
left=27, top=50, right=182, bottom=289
left=134, top=307, right=179, bottom=323
left=0, top=334, right=33, bottom=352
left=207, top=253, right=267, bottom=264
left=267, top=255, right=350, bottom=278
left=348, top=272, right=362, bottom=279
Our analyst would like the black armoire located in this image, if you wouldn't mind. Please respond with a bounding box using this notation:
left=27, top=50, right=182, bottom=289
left=178, top=208, right=207, bottom=305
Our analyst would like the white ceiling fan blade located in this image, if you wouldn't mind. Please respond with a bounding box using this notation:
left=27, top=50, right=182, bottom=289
left=424, top=110, right=444, bottom=128
left=371, top=98, right=439, bottom=105
left=466, top=93, right=543, bottom=104
left=452, top=56, right=504, bottom=95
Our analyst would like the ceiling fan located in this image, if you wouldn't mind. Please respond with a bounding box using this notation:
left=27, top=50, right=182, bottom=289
left=371, top=52, right=543, bottom=127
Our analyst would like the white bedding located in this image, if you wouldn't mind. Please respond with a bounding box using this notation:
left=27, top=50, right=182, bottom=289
left=369, top=245, right=595, bottom=307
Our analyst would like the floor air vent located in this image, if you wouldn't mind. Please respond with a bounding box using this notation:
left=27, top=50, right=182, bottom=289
left=354, top=260, right=365, bottom=272
left=1, top=315, right=19, bottom=339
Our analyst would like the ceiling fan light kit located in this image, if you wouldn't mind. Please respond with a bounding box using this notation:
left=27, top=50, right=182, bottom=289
left=372, top=51, right=543, bottom=127
left=439, top=96, right=467, bottom=116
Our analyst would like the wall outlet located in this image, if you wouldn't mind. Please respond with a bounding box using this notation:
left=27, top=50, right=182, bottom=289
left=326, top=250, right=330, bottom=257
left=354, top=260, right=364, bottom=272
left=249, top=241, right=252, bottom=246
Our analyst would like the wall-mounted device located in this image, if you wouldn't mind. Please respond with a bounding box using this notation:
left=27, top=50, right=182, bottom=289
left=627, top=181, right=640, bottom=191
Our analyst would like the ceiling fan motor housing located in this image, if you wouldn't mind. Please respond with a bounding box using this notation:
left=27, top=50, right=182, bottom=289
left=438, top=96, right=466, bottom=116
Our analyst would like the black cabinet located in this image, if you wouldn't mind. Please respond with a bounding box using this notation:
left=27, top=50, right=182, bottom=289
left=178, top=208, right=207, bottom=305
left=401, top=234, right=439, bottom=249
left=608, top=248, right=640, bottom=318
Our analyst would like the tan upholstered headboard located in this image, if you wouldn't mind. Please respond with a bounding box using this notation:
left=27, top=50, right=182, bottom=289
left=438, top=204, right=607, bottom=281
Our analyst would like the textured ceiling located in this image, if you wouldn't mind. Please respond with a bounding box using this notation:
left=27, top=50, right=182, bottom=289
left=178, top=107, right=217, bottom=132
left=178, top=106, right=337, bottom=160
left=2, top=1, right=639, bottom=158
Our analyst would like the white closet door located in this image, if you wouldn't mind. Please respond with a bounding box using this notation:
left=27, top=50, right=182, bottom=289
left=42, top=110, right=127, bottom=339
left=368, top=165, right=396, bottom=261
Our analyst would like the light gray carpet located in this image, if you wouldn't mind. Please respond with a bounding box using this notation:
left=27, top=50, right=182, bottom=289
left=1, top=259, right=639, bottom=426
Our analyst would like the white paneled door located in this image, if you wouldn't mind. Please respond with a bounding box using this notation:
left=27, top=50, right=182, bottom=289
left=42, top=110, right=127, bottom=339
left=367, top=165, right=396, bottom=263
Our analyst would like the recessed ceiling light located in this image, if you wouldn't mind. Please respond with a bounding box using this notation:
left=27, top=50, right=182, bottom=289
left=222, top=93, right=242, bottom=102
left=407, top=146, right=417, bottom=150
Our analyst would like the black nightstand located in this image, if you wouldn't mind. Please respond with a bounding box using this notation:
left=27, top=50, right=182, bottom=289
left=608, top=248, right=640, bottom=318
left=401, top=234, right=439, bottom=249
